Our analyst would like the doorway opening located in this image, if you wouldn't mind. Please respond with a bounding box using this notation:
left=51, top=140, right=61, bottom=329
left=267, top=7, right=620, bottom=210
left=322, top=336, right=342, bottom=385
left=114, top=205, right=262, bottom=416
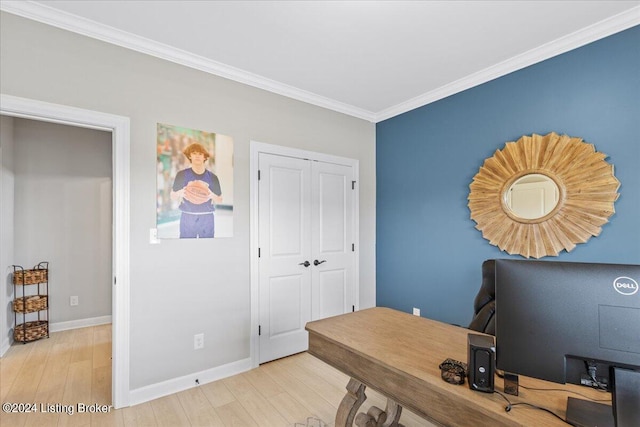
left=0, top=94, right=130, bottom=408
left=9, top=117, right=113, bottom=338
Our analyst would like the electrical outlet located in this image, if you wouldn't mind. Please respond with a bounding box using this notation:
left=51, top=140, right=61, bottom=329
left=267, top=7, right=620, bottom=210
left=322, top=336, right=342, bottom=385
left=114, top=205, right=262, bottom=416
left=413, top=307, right=420, bottom=316
left=70, top=296, right=79, bottom=306
left=194, top=333, right=204, bottom=350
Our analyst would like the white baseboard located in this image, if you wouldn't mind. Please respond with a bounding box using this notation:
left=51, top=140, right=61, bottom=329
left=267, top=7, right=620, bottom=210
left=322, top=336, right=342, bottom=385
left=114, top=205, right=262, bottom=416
left=129, top=357, right=252, bottom=406
left=0, top=337, right=10, bottom=357
left=0, top=316, right=111, bottom=356
left=49, top=315, right=112, bottom=332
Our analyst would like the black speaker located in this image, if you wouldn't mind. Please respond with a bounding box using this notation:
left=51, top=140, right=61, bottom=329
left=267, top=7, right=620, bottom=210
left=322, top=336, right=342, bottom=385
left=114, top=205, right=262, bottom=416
left=468, top=333, right=495, bottom=392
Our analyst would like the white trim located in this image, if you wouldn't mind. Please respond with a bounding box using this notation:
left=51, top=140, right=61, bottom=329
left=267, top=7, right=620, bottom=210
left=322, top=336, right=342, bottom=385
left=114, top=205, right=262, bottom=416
left=251, top=141, right=361, bottom=167
left=0, top=1, right=376, bottom=123
left=50, top=315, right=112, bottom=333
left=249, top=141, right=360, bottom=368
left=0, top=94, right=131, bottom=409
left=2, top=315, right=113, bottom=353
left=0, top=337, right=9, bottom=357
left=249, top=146, right=260, bottom=369
left=352, top=162, right=360, bottom=314
left=129, top=357, right=252, bottom=406
left=2, top=2, right=638, bottom=123
left=375, top=6, right=640, bottom=122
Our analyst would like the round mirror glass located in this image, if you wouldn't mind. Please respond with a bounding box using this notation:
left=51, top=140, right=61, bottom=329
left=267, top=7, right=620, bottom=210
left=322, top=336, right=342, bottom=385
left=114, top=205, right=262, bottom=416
left=505, top=173, right=559, bottom=220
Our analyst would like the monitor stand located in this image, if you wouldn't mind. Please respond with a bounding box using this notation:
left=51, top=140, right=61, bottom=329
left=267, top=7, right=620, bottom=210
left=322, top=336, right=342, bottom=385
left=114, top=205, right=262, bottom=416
left=566, top=397, right=613, bottom=427
left=612, top=367, right=640, bottom=427
left=566, top=367, right=640, bottom=427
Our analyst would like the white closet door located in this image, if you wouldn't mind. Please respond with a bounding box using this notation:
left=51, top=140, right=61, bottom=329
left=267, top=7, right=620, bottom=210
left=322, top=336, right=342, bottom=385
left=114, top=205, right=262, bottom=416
left=258, top=153, right=312, bottom=363
left=311, top=161, right=355, bottom=320
left=258, top=153, right=355, bottom=364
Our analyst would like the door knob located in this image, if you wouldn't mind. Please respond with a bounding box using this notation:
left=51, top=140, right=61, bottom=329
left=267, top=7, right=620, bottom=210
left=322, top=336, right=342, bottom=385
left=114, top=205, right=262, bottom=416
left=299, top=260, right=311, bottom=267
left=314, top=260, right=327, bottom=266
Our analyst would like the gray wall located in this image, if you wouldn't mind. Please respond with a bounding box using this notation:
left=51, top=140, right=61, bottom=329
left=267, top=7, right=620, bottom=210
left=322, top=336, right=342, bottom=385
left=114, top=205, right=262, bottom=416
left=13, top=118, right=112, bottom=325
left=0, top=115, right=15, bottom=354
left=0, top=12, right=376, bottom=390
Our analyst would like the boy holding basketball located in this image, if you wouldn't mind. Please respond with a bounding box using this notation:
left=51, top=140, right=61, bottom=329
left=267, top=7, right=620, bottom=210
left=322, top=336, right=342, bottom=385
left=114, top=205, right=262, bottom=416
left=170, top=141, right=222, bottom=238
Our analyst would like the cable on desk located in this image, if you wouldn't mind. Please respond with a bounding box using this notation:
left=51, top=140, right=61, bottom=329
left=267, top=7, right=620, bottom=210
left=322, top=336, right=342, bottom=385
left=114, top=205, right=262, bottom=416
left=493, top=390, right=570, bottom=425
left=497, top=370, right=611, bottom=402
left=519, top=385, right=611, bottom=402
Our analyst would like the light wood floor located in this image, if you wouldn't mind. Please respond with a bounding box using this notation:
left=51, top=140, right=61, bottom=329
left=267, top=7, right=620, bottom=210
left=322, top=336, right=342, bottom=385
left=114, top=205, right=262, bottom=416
left=1, top=325, right=434, bottom=427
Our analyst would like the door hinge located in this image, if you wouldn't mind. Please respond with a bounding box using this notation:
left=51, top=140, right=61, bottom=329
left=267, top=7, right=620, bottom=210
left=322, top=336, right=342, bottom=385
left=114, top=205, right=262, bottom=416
left=114, top=276, right=116, bottom=285
left=352, top=243, right=355, bottom=252
left=352, top=180, right=356, bottom=190
left=258, top=247, right=261, bottom=258
left=352, top=305, right=355, bottom=312
left=258, top=325, right=261, bottom=336
left=258, top=170, right=261, bottom=180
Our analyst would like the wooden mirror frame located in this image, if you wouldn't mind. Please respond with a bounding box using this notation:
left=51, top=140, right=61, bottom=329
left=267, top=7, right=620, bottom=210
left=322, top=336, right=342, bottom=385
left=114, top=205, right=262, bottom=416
left=468, top=132, right=620, bottom=258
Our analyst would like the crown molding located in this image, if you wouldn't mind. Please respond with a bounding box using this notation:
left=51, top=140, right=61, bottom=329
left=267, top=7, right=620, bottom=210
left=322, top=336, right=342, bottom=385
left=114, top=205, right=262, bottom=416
left=2, top=2, right=638, bottom=123
left=375, top=6, right=640, bottom=123
left=0, top=1, right=377, bottom=122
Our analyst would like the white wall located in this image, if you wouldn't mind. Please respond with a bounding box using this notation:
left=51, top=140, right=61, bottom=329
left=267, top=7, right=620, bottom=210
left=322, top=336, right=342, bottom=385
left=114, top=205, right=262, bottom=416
left=0, top=11, right=376, bottom=392
left=13, top=118, right=112, bottom=326
left=0, top=115, right=15, bottom=355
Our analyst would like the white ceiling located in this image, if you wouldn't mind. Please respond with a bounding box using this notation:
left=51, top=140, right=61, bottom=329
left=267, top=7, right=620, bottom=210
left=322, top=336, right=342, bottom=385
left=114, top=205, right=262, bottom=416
left=2, top=1, right=640, bottom=122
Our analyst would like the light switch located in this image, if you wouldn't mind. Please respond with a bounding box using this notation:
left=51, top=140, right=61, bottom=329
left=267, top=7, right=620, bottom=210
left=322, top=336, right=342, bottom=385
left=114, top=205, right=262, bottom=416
left=150, top=228, right=160, bottom=244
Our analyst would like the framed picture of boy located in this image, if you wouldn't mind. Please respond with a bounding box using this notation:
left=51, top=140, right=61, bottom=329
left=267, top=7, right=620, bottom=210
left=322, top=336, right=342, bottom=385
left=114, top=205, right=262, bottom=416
left=156, top=123, right=234, bottom=238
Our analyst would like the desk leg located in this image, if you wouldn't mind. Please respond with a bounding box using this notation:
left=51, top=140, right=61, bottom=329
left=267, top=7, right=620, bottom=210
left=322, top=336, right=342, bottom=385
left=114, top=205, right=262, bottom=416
left=380, top=399, right=402, bottom=427
left=336, top=378, right=404, bottom=427
left=336, top=378, right=367, bottom=426
left=354, top=399, right=403, bottom=427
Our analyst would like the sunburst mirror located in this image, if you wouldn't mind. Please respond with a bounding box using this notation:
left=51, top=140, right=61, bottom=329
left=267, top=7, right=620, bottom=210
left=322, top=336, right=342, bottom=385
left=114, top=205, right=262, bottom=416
left=468, top=132, right=620, bottom=258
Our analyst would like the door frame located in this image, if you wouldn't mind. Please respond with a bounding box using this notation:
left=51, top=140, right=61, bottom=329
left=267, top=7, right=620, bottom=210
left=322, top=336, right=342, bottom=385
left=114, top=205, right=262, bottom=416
left=249, top=140, right=359, bottom=368
left=0, top=94, right=131, bottom=408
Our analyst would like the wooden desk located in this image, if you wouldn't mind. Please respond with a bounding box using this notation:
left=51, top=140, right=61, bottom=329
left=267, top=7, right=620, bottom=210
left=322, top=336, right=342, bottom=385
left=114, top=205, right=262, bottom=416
left=305, top=307, right=610, bottom=427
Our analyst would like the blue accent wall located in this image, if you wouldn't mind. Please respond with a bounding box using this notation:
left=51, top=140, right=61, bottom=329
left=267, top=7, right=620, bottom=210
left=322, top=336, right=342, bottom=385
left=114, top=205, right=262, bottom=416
left=376, top=26, right=640, bottom=326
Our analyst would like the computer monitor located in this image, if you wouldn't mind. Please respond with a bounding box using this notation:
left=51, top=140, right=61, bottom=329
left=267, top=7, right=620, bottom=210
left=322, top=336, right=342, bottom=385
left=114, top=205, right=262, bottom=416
left=494, top=259, right=640, bottom=427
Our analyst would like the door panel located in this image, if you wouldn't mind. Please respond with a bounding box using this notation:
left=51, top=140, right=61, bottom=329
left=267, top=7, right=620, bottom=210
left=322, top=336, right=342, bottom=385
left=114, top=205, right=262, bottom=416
left=258, top=153, right=311, bottom=363
left=311, top=162, right=354, bottom=321
left=268, top=275, right=304, bottom=336
left=318, top=269, right=347, bottom=319
left=318, top=172, right=347, bottom=253
left=270, top=166, right=305, bottom=256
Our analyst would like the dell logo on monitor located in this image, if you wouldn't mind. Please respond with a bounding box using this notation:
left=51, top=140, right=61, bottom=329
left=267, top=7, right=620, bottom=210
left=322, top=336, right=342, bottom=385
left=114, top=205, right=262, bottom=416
left=613, top=277, right=639, bottom=295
